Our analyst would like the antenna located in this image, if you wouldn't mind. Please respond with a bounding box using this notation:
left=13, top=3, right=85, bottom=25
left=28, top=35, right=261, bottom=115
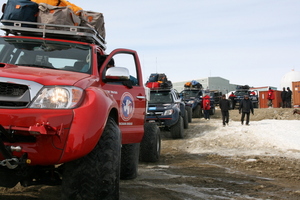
left=156, top=57, right=158, bottom=73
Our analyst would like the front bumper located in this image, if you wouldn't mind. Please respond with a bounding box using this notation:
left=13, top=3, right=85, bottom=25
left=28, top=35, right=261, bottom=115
left=0, top=109, right=73, bottom=166
left=0, top=86, right=114, bottom=167
left=146, top=109, right=180, bottom=128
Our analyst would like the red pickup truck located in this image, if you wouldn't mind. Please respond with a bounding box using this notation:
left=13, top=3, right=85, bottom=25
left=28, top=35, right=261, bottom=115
left=0, top=20, right=160, bottom=199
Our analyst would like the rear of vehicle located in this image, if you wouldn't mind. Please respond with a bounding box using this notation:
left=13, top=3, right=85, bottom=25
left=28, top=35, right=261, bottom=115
left=180, top=88, right=202, bottom=118
left=180, top=88, right=215, bottom=117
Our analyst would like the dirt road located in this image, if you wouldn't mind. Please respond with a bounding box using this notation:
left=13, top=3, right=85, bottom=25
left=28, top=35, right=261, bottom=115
left=1, top=108, right=300, bottom=200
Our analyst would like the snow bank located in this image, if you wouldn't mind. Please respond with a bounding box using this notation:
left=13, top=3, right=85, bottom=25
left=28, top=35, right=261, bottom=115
left=186, top=119, right=300, bottom=159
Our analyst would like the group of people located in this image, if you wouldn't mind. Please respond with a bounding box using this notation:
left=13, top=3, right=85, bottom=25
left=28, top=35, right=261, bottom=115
left=203, top=93, right=253, bottom=126
left=218, top=86, right=292, bottom=126
left=219, top=94, right=253, bottom=126
left=267, top=87, right=292, bottom=108
left=281, top=87, right=292, bottom=108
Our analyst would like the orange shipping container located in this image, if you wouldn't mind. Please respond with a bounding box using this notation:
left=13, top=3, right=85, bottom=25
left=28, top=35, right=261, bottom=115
left=259, top=90, right=282, bottom=108
left=292, top=81, right=300, bottom=106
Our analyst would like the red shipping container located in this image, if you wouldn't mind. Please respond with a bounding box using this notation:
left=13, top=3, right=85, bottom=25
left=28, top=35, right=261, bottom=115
left=292, top=81, right=300, bottom=107
left=259, top=90, right=282, bottom=108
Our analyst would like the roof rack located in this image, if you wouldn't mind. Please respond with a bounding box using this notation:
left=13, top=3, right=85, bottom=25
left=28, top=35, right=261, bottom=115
left=0, top=20, right=106, bottom=50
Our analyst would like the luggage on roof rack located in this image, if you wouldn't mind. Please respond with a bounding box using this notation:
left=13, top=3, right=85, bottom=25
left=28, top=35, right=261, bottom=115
left=0, top=0, right=39, bottom=27
left=184, top=80, right=202, bottom=89
left=146, top=82, right=160, bottom=89
left=145, top=73, right=173, bottom=89
left=81, top=11, right=105, bottom=39
left=236, top=85, right=250, bottom=90
left=37, top=3, right=81, bottom=28
left=0, top=20, right=106, bottom=49
left=31, top=0, right=83, bottom=15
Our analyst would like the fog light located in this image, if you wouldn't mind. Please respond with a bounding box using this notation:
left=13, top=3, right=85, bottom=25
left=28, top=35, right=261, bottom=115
left=10, top=146, right=22, bottom=152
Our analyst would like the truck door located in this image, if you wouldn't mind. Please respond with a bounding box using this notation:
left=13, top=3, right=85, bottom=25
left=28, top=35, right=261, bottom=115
left=100, top=49, right=146, bottom=144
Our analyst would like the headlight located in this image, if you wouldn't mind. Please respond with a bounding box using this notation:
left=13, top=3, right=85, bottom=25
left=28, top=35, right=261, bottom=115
left=188, top=100, right=195, bottom=104
left=30, top=86, right=84, bottom=109
left=163, top=109, right=173, bottom=115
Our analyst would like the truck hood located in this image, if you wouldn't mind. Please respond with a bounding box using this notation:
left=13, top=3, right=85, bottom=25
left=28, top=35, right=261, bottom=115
left=0, top=64, right=91, bottom=87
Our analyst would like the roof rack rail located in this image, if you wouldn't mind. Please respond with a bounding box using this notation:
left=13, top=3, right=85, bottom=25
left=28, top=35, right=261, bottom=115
left=0, top=20, right=106, bottom=50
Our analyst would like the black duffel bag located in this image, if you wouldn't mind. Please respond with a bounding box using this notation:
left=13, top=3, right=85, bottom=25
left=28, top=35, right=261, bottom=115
left=1, top=0, right=39, bottom=27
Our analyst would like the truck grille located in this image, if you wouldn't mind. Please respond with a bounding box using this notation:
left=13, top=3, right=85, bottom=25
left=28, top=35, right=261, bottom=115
left=0, top=82, right=30, bottom=108
left=0, top=83, right=28, bottom=97
left=147, top=111, right=163, bottom=116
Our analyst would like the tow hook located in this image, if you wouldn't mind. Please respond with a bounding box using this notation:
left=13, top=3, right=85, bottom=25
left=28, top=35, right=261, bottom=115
left=0, top=158, right=19, bottom=169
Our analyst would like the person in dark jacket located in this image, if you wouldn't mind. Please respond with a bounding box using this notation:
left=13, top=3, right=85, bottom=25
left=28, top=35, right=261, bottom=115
left=286, top=87, right=292, bottom=108
left=281, top=87, right=287, bottom=108
left=219, top=94, right=230, bottom=126
left=239, top=95, right=254, bottom=125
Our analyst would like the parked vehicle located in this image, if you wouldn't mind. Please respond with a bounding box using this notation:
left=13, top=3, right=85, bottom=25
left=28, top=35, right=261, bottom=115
left=146, top=76, right=188, bottom=139
left=0, top=20, right=160, bottom=199
left=211, top=90, right=222, bottom=106
left=232, top=85, right=259, bottom=109
left=180, top=84, right=216, bottom=118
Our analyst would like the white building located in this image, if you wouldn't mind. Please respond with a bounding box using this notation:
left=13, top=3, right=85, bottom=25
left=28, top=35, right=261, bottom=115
left=280, top=70, right=300, bottom=90
left=173, top=76, right=237, bottom=94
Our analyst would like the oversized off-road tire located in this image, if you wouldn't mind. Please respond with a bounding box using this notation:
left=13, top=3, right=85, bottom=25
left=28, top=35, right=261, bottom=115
left=61, top=117, right=121, bottom=200
left=186, top=106, right=192, bottom=123
left=183, top=110, right=189, bottom=129
left=139, top=122, right=161, bottom=162
left=209, top=107, right=215, bottom=115
left=170, top=116, right=185, bottom=139
left=0, top=167, right=20, bottom=188
left=192, top=104, right=202, bottom=118
left=120, top=143, right=140, bottom=180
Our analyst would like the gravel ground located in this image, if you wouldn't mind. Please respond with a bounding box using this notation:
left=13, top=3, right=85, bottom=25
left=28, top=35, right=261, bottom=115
left=1, top=108, right=300, bottom=200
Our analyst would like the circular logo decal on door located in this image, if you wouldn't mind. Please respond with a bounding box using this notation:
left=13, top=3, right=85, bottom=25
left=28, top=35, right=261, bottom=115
left=120, top=92, right=135, bottom=121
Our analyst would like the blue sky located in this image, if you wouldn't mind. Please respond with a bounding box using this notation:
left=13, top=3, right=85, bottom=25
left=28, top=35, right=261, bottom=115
left=2, top=0, right=300, bottom=89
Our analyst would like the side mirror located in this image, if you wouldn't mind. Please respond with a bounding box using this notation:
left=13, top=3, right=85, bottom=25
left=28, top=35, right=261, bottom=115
left=105, top=67, right=130, bottom=81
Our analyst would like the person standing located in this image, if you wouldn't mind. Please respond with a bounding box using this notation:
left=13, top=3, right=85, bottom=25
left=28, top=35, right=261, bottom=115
left=267, top=87, right=275, bottom=107
left=219, top=94, right=230, bottom=126
left=239, top=95, right=254, bottom=125
left=281, top=87, right=287, bottom=108
left=286, top=87, right=292, bottom=108
left=229, top=92, right=236, bottom=109
left=202, top=95, right=211, bottom=120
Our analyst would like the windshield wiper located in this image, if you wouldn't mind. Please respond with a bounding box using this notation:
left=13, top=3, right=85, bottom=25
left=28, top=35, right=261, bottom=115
left=16, top=64, right=57, bottom=69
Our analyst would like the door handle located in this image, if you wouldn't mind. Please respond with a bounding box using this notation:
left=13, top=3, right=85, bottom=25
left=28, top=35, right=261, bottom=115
left=137, top=96, right=146, bottom=99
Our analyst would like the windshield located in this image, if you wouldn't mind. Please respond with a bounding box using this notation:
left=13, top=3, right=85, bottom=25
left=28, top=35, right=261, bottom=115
left=149, top=91, right=173, bottom=104
left=181, top=90, right=202, bottom=99
left=235, top=91, right=249, bottom=96
left=0, top=37, right=92, bottom=74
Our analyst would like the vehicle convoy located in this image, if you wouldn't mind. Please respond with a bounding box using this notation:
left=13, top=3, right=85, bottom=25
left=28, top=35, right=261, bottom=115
left=180, top=81, right=216, bottom=118
left=232, top=85, right=259, bottom=109
left=145, top=73, right=188, bottom=139
left=0, top=19, right=161, bottom=199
